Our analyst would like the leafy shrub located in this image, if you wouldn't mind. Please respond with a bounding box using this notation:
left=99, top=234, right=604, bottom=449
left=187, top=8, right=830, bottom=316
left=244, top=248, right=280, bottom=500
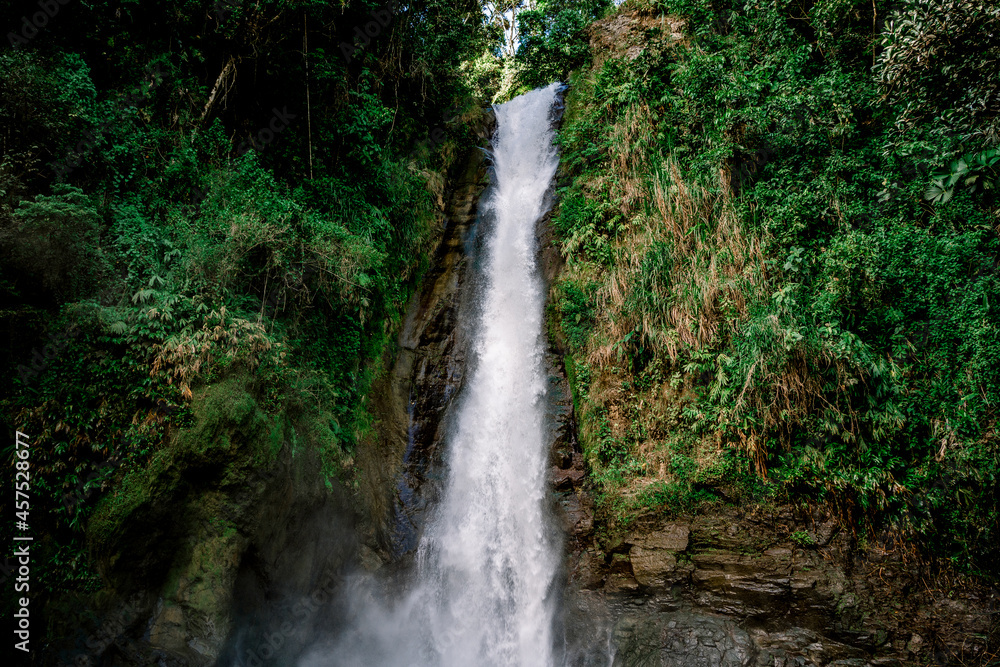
left=551, top=0, right=1000, bottom=575
left=559, top=280, right=596, bottom=350
left=0, top=185, right=108, bottom=300
left=876, top=0, right=1000, bottom=142
left=515, top=0, right=611, bottom=90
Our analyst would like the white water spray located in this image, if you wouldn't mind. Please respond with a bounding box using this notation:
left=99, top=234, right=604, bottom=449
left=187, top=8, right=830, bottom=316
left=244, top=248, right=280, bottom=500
left=299, top=83, right=563, bottom=667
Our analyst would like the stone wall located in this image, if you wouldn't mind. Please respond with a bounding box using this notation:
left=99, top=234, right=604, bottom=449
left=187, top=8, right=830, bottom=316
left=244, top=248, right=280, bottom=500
left=548, top=479, right=996, bottom=666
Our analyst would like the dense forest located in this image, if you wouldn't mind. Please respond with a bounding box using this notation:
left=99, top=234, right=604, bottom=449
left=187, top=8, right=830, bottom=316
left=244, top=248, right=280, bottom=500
left=548, top=0, right=1000, bottom=578
left=1, top=0, right=997, bottom=663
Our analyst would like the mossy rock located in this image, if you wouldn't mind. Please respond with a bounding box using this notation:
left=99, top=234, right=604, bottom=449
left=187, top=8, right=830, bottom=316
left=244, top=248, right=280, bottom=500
left=88, top=374, right=282, bottom=595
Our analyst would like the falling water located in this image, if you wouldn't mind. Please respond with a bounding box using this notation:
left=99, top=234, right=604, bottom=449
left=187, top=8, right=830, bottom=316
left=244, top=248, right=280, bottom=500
left=299, top=83, right=565, bottom=666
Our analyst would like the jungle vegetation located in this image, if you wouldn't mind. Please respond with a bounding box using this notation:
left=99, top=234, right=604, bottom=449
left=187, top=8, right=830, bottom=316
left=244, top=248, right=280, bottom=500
left=0, top=0, right=996, bottom=622
left=546, top=0, right=1000, bottom=578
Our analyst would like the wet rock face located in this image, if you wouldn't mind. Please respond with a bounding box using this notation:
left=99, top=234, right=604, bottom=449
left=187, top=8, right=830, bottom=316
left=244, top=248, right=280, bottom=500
left=613, top=612, right=756, bottom=667
left=612, top=611, right=876, bottom=667
left=350, top=114, right=496, bottom=562
left=687, top=547, right=846, bottom=624
left=626, top=524, right=690, bottom=589
left=554, top=500, right=997, bottom=666
left=547, top=349, right=590, bottom=539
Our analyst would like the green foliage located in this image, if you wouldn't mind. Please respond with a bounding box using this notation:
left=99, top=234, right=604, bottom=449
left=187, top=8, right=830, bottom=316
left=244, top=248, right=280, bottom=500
left=925, top=148, right=1000, bottom=203
left=0, top=0, right=493, bottom=610
left=790, top=530, right=814, bottom=547
left=513, top=0, right=611, bottom=91
left=552, top=0, right=1000, bottom=576
left=1, top=184, right=108, bottom=300
left=876, top=0, right=1000, bottom=141
left=650, top=0, right=719, bottom=35
left=559, top=280, right=596, bottom=349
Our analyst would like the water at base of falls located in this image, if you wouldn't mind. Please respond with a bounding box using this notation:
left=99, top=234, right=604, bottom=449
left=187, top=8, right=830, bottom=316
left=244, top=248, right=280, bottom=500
left=297, top=83, right=565, bottom=667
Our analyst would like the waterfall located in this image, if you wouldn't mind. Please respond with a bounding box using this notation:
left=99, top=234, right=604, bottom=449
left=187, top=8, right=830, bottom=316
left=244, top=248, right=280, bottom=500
left=412, top=79, right=562, bottom=666
left=299, top=82, right=564, bottom=667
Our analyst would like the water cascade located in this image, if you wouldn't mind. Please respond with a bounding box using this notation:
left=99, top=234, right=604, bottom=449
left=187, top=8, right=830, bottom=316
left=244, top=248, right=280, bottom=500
left=300, top=82, right=565, bottom=667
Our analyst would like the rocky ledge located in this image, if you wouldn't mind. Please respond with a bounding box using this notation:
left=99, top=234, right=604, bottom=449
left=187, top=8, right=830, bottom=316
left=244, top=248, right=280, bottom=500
left=541, top=349, right=995, bottom=666
left=547, top=486, right=996, bottom=666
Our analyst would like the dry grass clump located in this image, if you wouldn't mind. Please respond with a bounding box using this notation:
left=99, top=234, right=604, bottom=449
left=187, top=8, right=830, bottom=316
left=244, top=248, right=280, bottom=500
left=588, top=159, right=768, bottom=368
left=565, top=95, right=870, bottom=488
left=151, top=305, right=283, bottom=400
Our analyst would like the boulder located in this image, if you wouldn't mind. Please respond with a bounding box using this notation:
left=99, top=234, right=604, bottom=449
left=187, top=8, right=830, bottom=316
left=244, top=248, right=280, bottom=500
left=625, top=523, right=690, bottom=589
